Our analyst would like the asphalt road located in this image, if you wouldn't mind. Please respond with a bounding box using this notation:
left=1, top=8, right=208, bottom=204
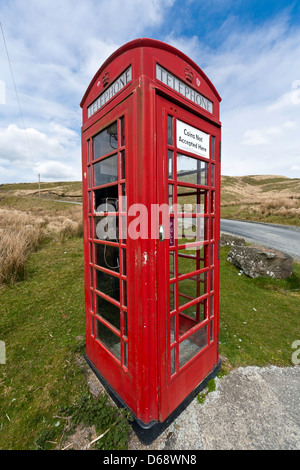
left=221, top=219, right=300, bottom=261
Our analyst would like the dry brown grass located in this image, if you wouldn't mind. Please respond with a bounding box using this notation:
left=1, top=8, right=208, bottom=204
left=0, top=204, right=83, bottom=284
left=221, top=175, right=300, bottom=224
left=0, top=225, right=42, bottom=284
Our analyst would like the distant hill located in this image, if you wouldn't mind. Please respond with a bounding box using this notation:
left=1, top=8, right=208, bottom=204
left=1, top=175, right=299, bottom=226
left=0, top=181, right=82, bottom=203
left=221, top=175, right=300, bottom=226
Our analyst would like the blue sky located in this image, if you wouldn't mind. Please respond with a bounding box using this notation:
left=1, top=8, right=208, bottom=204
left=0, top=0, right=300, bottom=183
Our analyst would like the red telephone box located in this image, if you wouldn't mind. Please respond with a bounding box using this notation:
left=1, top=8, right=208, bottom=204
left=80, top=38, right=221, bottom=443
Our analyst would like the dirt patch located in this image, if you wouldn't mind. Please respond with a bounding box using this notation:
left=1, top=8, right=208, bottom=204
left=61, top=424, right=97, bottom=451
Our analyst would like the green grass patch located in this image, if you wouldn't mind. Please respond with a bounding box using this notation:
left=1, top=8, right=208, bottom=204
left=219, top=247, right=300, bottom=366
left=1, top=235, right=299, bottom=449
left=0, top=237, right=131, bottom=450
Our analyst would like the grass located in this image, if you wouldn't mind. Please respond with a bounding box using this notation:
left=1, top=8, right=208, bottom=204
left=219, top=247, right=300, bottom=366
left=0, top=195, right=83, bottom=284
left=0, top=238, right=86, bottom=449
left=1, top=240, right=299, bottom=449
left=0, top=182, right=299, bottom=449
left=0, top=237, right=131, bottom=450
left=0, top=190, right=131, bottom=450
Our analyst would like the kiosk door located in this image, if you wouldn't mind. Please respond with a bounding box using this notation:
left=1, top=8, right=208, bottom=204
left=83, top=97, right=137, bottom=413
left=156, top=95, right=220, bottom=422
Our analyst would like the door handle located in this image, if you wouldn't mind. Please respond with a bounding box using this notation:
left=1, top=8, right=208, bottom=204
left=159, top=225, right=165, bottom=242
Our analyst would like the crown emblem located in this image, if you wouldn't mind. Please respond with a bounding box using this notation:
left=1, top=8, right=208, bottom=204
left=184, top=67, right=194, bottom=83
left=102, top=71, right=109, bottom=87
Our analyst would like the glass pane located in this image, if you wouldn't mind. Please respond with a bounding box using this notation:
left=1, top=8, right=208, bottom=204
left=170, top=251, right=175, bottom=279
left=177, top=154, right=208, bottom=185
left=169, top=185, right=174, bottom=213
left=210, top=269, right=214, bottom=292
left=168, top=150, right=173, bottom=179
left=170, top=283, right=175, bottom=312
left=211, top=191, right=215, bottom=214
left=170, top=316, right=176, bottom=344
left=210, top=320, right=214, bottom=342
left=123, top=311, right=128, bottom=337
left=210, top=244, right=214, bottom=266
left=123, top=341, right=128, bottom=368
left=120, top=184, right=126, bottom=212
left=96, top=270, right=120, bottom=302
left=178, top=272, right=208, bottom=309
left=210, top=295, right=214, bottom=317
left=94, top=185, right=118, bottom=213
left=120, top=151, right=126, bottom=180
left=168, top=115, right=173, bottom=145
left=120, top=216, right=127, bottom=244
left=171, top=347, right=176, bottom=376
left=88, top=166, right=91, bottom=188
left=89, top=242, right=93, bottom=263
left=120, top=117, right=125, bottom=147
left=179, top=325, right=208, bottom=368
left=95, top=243, right=119, bottom=272
left=91, top=314, right=94, bottom=335
left=96, top=294, right=120, bottom=330
left=211, top=217, right=214, bottom=240
left=97, top=319, right=121, bottom=360
left=211, top=136, right=215, bottom=160
left=177, top=187, right=207, bottom=214
left=178, top=299, right=207, bottom=337
left=178, top=246, right=206, bottom=275
left=122, top=281, right=127, bottom=307
left=87, top=139, right=91, bottom=163
left=94, top=122, right=118, bottom=159
left=90, top=291, right=94, bottom=312
left=211, top=164, right=215, bottom=187
left=121, top=249, right=127, bottom=276
left=89, top=217, right=92, bottom=238
left=94, top=154, right=118, bottom=186
left=94, top=216, right=119, bottom=242
left=177, top=217, right=208, bottom=245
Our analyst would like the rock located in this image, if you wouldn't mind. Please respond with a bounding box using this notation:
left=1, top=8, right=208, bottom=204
left=227, top=244, right=293, bottom=279
left=220, top=232, right=245, bottom=247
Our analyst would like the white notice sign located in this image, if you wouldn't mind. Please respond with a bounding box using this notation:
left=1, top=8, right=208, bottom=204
left=176, top=120, right=210, bottom=158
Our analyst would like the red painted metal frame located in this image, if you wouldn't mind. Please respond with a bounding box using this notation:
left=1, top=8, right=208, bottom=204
left=81, top=38, right=221, bottom=427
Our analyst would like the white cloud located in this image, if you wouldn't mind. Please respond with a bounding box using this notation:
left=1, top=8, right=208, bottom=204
left=0, top=0, right=176, bottom=183
left=34, top=160, right=79, bottom=181
left=242, top=121, right=296, bottom=146
left=0, top=1, right=299, bottom=183
left=165, top=15, right=300, bottom=178
left=0, top=124, right=81, bottom=182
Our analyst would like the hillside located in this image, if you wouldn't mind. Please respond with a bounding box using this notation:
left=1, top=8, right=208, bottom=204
left=1, top=175, right=299, bottom=226
left=221, top=175, right=300, bottom=226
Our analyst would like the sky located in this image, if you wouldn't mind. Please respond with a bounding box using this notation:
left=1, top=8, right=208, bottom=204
left=0, top=0, right=300, bottom=184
